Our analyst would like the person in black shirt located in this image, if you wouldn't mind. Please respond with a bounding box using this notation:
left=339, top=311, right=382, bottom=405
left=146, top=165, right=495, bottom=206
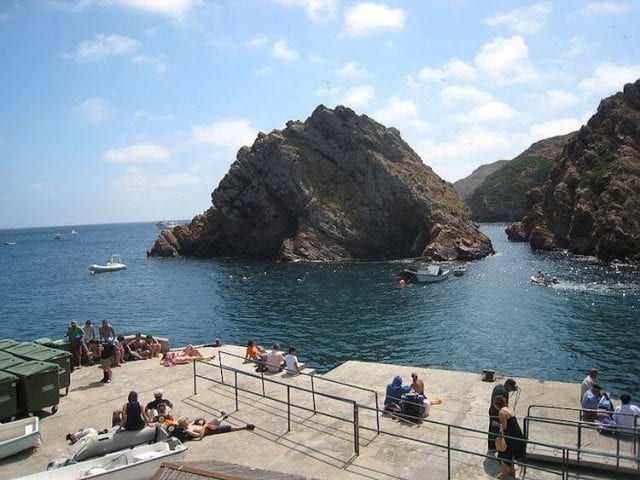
left=488, top=378, right=517, bottom=451
left=145, top=389, right=173, bottom=418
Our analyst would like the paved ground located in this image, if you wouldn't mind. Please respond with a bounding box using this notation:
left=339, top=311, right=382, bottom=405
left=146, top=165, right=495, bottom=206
left=0, top=345, right=637, bottom=479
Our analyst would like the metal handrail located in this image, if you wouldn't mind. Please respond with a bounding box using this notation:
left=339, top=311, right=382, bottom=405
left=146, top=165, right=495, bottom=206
left=216, top=349, right=381, bottom=433
left=189, top=359, right=630, bottom=479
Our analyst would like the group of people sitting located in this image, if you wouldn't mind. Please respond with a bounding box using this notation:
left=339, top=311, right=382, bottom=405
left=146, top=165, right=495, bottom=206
left=383, top=372, right=441, bottom=418
left=580, top=368, right=640, bottom=433
left=244, top=340, right=303, bottom=374
left=67, top=389, right=254, bottom=445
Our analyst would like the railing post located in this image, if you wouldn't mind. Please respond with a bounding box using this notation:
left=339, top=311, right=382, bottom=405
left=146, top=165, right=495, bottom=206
left=374, top=392, right=380, bottom=434
left=562, top=447, right=568, bottom=480
left=234, top=371, right=239, bottom=412
left=616, top=434, right=620, bottom=474
left=577, top=422, right=582, bottom=463
left=287, top=386, right=291, bottom=433
left=261, top=369, right=265, bottom=397
left=353, top=403, right=360, bottom=456
left=311, top=373, right=317, bottom=413
left=193, top=357, right=197, bottom=395
left=218, top=353, right=224, bottom=384
left=447, top=425, right=451, bottom=479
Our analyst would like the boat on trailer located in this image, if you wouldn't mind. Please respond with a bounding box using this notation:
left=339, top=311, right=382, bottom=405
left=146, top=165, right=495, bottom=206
left=0, top=417, right=40, bottom=460
left=17, top=439, right=186, bottom=480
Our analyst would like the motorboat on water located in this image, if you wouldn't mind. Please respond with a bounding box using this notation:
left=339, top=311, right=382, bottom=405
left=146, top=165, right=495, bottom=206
left=0, top=417, right=40, bottom=460
left=71, top=229, right=78, bottom=234
left=399, top=265, right=450, bottom=283
left=452, top=266, right=466, bottom=277
left=18, top=438, right=186, bottom=480
left=5, top=241, right=16, bottom=245
left=53, top=233, right=62, bottom=240
left=530, top=272, right=559, bottom=286
left=155, top=220, right=178, bottom=230
left=89, top=255, right=126, bottom=274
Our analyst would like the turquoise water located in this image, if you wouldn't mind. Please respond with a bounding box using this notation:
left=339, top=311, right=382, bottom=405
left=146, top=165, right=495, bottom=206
left=0, top=223, right=638, bottom=397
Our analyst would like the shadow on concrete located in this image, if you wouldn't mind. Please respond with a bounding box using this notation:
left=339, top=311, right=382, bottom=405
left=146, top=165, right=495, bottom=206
left=483, top=452, right=501, bottom=477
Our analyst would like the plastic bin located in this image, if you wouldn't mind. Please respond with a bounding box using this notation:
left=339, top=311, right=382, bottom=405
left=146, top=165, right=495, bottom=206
left=0, top=359, right=59, bottom=415
left=0, top=339, right=20, bottom=351
left=0, top=370, right=18, bottom=421
left=5, top=343, right=71, bottom=396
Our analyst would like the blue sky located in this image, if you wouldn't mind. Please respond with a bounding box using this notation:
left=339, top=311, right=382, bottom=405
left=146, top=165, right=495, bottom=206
left=1, top=1, right=638, bottom=228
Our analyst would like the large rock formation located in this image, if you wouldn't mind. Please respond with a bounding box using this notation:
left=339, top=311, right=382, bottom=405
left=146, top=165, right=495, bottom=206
left=467, top=133, right=575, bottom=222
left=453, top=160, right=509, bottom=203
left=150, top=105, right=494, bottom=261
left=506, top=79, right=640, bottom=261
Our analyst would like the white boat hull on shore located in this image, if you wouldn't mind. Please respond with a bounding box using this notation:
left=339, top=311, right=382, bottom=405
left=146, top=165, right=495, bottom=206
left=0, top=417, right=40, bottom=460
left=18, top=439, right=186, bottom=480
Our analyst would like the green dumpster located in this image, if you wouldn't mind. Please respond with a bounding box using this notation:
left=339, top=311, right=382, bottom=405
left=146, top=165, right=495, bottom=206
left=0, top=370, right=18, bottom=421
left=5, top=343, right=71, bottom=396
left=34, top=338, right=52, bottom=346
left=0, top=358, right=59, bottom=415
left=0, top=339, right=20, bottom=351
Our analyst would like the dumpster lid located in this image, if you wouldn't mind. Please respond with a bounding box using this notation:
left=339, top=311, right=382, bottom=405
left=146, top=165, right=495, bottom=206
left=5, top=343, right=40, bottom=357
left=7, top=344, right=71, bottom=361
left=0, top=370, right=18, bottom=382
left=1, top=360, right=59, bottom=376
left=0, top=339, right=21, bottom=350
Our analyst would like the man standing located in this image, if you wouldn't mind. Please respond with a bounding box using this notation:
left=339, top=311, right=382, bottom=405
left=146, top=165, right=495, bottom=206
left=488, top=378, right=517, bottom=452
left=66, top=320, right=85, bottom=369
left=580, top=368, right=598, bottom=401
left=99, top=340, right=115, bottom=383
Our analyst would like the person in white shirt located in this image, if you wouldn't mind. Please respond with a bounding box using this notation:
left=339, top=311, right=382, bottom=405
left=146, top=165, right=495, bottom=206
left=612, top=394, right=640, bottom=431
left=284, top=346, right=302, bottom=374
left=580, top=368, right=598, bottom=400
left=266, top=344, right=285, bottom=373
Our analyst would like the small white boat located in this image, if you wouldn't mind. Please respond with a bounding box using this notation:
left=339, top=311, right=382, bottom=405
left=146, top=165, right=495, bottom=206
left=5, top=241, right=16, bottom=245
left=415, top=265, right=450, bottom=283
left=530, top=273, right=559, bottom=286
left=18, top=439, right=186, bottom=480
left=89, top=255, right=126, bottom=274
left=155, top=220, right=178, bottom=230
left=53, top=233, right=62, bottom=240
left=71, top=229, right=78, bottom=235
left=452, top=266, right=466, bottom=277
left=0, top=417, right=40, bottom=460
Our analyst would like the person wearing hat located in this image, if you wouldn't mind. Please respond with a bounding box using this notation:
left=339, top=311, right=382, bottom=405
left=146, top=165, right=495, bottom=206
left=145, top=389, right=173, bottom=419
left=488, top=378, right=518, bottom=452
left=580, top=368, right=599, bottom=401
left=581, top=383, right=605, bottom=421
left=66, top=320, right=85, bottom=369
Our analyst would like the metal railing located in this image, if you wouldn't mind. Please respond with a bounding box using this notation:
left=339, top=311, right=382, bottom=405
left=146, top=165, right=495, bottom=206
left=526, top=404, right=640, bottom=472
left=215, top=349, right=381, bottom=433
left=190, top=358, right=640, bottom=479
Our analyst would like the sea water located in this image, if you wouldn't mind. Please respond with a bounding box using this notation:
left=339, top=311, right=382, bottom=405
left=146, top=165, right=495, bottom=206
left=0, top=223, right=638, bottom=397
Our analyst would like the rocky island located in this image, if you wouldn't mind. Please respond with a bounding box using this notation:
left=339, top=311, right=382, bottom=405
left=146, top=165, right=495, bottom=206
left=506, top=79, right=640, bottom=261
left=149, top=105, right=494, bottom=262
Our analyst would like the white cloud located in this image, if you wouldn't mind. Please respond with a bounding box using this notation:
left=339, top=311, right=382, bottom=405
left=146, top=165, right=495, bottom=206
left=582, top=2, right=630, bottom=15
left=439, top=85, right=492, bottom=106
left=530, top=118, right=583, bottom=138
left=542, top=89, right=579, bottom=109
left=103, top=143, right=171, bottom=164
left=316, top=85, right=341, bottom=97
left=423, top=127, right=513, bottom=159
left=474, top=35, right=538, bottom=84
left=74, top=97, right=111, bottom=124
left=66, top=34, right=140, bottom=63
left=247, top=35, right=270, bottom=49
left=274, top=0, right=337, bottom=22
left=567, top=36, right=588, bottom=57
left=253, top=66, right=273, bottom=76
left=342, top=85, right=374, bottom=108
left=271, top=39, right=299, bottom=61
left=191, top=119, right=258, bottom=151
left=449, top=100, right=517, bottom=124
left=578, top=63, right=640, bottom=96
left=344, top=2, right=406, bottom=36
left=132, top=54, right=167, bottom=73
left=485, top=2, right=552, bottom=34
left=418, top=59, right=476, bottom=83
left=112, top=166, right=202, bottom=192
left=114, top=0, right=200, bottom=19
left=335, top=61, right=370, bottom=80
left=132, top=110, right=175, bottom=122
left=373, top=97, right=418, bottom=126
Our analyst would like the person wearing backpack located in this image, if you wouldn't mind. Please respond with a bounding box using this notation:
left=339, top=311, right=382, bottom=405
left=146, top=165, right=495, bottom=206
left=100, top=340, right=115, bottom=383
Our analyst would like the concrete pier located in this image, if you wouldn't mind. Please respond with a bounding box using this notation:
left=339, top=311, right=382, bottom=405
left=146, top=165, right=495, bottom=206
left=0, top=345, right=636, bottom=479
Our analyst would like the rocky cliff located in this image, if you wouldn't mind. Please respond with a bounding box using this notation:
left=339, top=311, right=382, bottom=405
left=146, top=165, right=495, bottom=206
left=506, top=79, right=640, bottom=261
left=453, top=160, right=508, bottom=203
left=468, top=133, right=574, bottom=222
left=150, top=105, right=494, bottom=261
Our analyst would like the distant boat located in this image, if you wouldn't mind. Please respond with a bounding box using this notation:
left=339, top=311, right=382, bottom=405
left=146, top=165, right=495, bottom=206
left=18, top=439, right=187, bottom=480
left=453, top=266, right=466, bottom=277
left=530, top=272, right=559, bottom=286
left=89, top=255, right=126, bottom=274
left=53, top=233, right=62, bottom=240
left=155, top=220, right=178, bottom=230
left=4, top=241, right=16, bottom=246
left=71, top=229, right=78, bottom=234
left=0, top=417, right=40, bottom=460
left=399, top=265, right=450, bottom=283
